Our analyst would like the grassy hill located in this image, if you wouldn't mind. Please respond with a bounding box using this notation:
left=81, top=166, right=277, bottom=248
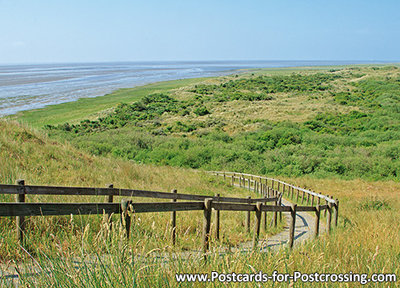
left=2, top=119, right=284, bottom=262
left=2, top=65, right=400, bottom=286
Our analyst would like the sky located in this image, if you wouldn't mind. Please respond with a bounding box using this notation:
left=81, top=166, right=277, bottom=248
left=0, top=0, right=399, bottom=64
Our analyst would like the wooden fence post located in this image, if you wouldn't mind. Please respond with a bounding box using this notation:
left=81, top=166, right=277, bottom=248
left=263, top=195, right=267, bottom=232
left=324, top=195, right=329, bottom=217
left=171, top=189, right=177, bottom=245
left=232, top=175, right=234, bottom=186
left=307, top=193, right=310, bottom=205
left=202, top=198, right=213, bottom=254
left=311, top=195, right=315, bottom=206
left=314, top=205, right=321, bottom=238
left=121, top=199, right=132, bottom=239
left=327, top=201, right=332, bottom=233
left=296, top=189, right=300, bottom=202
left=334, top=199, right=339, bottom=228
left=301, top=191, right=305, bottom=204
left=252, top=202, right=262, bottom=250
left=278, top=193, right=282, bottom=222
left=246, top=196, right=251, bottom=232
left=273, top=192, right=278, bottom=228
left=215, top=194, right=220, bottom=240
left=106, top=184, right=114, bottom=232
left=288, top=204, right=297, bottom=249
left=16, top=179, right=26, bottom=245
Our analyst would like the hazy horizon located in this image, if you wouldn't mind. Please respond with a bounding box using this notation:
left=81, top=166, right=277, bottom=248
left=1, top=0, right=399, bottom=64
left=0, top=59, right=398, bottom=66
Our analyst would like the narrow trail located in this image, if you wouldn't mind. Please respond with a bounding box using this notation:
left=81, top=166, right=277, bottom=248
left=231, top=184, right=326, bottom=252
left=0, top=183, right=326, bottom=284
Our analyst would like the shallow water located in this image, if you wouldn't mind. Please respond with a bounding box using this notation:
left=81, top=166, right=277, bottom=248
left=0, top=60, right=387, bottom=116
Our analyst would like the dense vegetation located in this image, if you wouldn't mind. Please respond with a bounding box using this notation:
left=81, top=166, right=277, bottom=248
left=45, top=66, right=400, bottom=181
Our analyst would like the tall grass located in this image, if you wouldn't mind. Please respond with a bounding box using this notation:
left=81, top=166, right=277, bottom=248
left=0, top=120, right=284, bottom=264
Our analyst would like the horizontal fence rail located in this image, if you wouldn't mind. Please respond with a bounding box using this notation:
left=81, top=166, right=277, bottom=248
left=0, top=201, right=328, bottom=217
left=0, top=184, right=277, bottom=203
left=0, top=176, right=337, bottom=253
left=209, top=171, right=337, bottom=204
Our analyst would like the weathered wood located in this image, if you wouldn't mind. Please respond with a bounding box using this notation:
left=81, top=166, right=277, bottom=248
left=261, top=205, right=291, bottom=212
left=278, top=193, right=282, bottom=222
left=131, top=202, right=204, bottom=213
left=296, top=189, right=300, bottom=202
left=311, top=195, right=314, bottom=206
left=296, top=206, right=317, bottom=212
left=202, top=198, right=213, bottom=254
left=0, top=202, right=207, bottom=217
left=324, top=195, right=329, bottom=217
left=327, top=202, right=332, bottom=233
left=0, top=183, right=278, bottom=204
left=307, top=193, right=310, bottom=205
left=213, top=202, right=255, bottom=212
left=210, top=171, right=336, bottom=203
left=106, top=184, right=114, bottom=237
left=273, top=194, right=278, bottom=228
left=121, top=199, right=132, bottom=239
left=215, top=194, right=220, bottom=240
left=314, top=205, right=321, bottom=238
left=246, top=196, right=251, bottom=232
left=301, top=191, right=305, bottom=204
left=2, top=203, right=122, bottom=217
left=288, top=204, right=297, bottom=249
left=231, top=175, right=234, bottom=186
left=171, top=189, right=177, bottom=245
left=16, top=180, right=26, bottom=245
left=211, top=202, right=289, bottom=212
left=319, top=204, right=328, bottom=210
left=263, top=196, right=267, bottom=232
left=334, top=199, right=339, bottom=227
left=252, top=202, right=262, bottom=250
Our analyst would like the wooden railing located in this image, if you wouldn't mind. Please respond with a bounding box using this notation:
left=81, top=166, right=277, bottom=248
left=209, top=171, right=339, bottom=233
left=0, top=175, right=337, bottom=253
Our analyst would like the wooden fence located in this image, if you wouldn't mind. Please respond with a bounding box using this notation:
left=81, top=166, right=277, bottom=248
left=209, top=170, right=339, bottom=232
left=0, top=174, right=338, bottom=253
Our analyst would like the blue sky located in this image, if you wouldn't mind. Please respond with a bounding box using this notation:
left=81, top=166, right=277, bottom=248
left=0, top=0, right=399, bottom=64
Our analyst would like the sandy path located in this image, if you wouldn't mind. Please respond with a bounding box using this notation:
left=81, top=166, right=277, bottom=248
left=0, top=184, right=326, bottom=284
